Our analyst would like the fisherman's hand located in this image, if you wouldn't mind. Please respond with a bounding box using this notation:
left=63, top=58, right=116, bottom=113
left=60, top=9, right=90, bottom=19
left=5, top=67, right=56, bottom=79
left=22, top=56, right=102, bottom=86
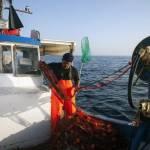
left=38, top=61, right=46, bottom=69
left=58, top=91, right=66, bottom=100
left=130, top=120, right=140, bottom=127
left=75, top=85, right=80, bottom=94
left=70, top=86, right=79, bottom=98
left=59, top=93, right=66, bottom=100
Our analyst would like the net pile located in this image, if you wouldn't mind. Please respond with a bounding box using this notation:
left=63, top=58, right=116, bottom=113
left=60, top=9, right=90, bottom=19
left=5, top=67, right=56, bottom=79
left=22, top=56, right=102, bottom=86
left=49, top=109, right=128, bottom=150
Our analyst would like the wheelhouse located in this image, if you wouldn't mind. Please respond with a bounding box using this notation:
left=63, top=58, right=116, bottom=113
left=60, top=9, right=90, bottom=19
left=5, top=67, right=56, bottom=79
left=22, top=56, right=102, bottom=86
left=0, top=35, right=40, bottom=76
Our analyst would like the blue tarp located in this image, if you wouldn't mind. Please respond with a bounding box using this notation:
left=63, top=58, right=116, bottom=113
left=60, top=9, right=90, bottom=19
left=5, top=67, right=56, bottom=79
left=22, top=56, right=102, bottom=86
left=0, top=34, right=40, bottom=45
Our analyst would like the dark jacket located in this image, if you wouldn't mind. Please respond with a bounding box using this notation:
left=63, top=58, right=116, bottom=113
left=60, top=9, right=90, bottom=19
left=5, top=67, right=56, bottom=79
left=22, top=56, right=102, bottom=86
left=48, top=62, right=79, bottom=86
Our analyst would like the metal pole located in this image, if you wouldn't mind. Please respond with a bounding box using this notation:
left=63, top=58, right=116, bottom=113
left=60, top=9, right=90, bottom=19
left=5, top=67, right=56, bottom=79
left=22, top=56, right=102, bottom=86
left=79, top=63, right=83, bottom=79
left=5, top=7, right=32, bottom=14
left=0, top=0, right=3, bottom=18
left=148, top=82, right=150, bottom=99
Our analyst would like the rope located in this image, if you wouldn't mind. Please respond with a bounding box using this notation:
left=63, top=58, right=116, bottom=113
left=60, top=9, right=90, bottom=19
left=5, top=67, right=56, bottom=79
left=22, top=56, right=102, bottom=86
left=78, top=63, right=131, bottom=91
left=39, top=61, right=68, bottom=102
left=89, top=63, right=130, bottom=86
left=128, top=55, right=143, bottom=109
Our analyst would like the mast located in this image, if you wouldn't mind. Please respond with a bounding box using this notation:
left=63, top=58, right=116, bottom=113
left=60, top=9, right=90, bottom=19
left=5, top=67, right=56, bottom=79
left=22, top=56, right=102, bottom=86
left=0, top=0, right=3, bottom=18
left=0, top=0, right=32, bottom=31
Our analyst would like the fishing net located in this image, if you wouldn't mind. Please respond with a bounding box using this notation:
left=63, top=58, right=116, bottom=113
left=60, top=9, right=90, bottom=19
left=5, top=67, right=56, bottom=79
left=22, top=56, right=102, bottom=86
left=81, top=37, right=91, bottom=63
left=39, top=61, right=129, bottom=150
left=39, top=61, right=68, bottom=101
left=49, top=109, right=128, bottom=150
left=20, top=109, right=129, bottom=150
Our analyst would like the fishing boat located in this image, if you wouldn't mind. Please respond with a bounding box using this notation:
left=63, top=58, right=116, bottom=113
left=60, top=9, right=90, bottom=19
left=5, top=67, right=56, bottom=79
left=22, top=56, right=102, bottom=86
left=0, top=1, right=150, bottom=150
left=0, top=1, right=76, bottom=149
left=0, top=34, right=75, bottom=150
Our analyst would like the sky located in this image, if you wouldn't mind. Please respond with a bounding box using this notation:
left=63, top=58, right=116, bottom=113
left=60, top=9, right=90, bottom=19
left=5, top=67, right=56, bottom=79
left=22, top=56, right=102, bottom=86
left=4, top=0, right=150, bottom=56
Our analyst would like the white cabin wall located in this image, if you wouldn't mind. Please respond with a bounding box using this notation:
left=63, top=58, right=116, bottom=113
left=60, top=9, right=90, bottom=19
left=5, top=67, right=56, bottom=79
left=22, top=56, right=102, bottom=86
left=0, top=74, right=43, bottom=88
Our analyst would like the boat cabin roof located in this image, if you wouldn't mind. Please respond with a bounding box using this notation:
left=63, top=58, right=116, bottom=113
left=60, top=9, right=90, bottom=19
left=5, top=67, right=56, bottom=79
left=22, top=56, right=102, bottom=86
left=0, top=35, right=75, bottom=55
left=0, top=34, right=40, bottom=46
left=40, top=39, right=75, bottom=55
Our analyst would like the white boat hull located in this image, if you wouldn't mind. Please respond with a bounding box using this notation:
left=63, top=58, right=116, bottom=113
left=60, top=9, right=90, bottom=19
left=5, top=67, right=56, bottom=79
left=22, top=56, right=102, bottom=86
left=0, top=74, right=51, bottom=150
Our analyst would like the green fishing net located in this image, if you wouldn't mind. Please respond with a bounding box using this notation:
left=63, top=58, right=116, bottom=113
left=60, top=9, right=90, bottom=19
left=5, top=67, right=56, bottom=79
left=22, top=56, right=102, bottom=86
left=81, top=37, right=91, bottom=63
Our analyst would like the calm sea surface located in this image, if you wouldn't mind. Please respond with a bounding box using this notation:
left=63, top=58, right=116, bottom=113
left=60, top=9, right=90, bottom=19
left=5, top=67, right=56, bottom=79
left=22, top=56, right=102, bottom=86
left=45, top=56, right=149, bottom=121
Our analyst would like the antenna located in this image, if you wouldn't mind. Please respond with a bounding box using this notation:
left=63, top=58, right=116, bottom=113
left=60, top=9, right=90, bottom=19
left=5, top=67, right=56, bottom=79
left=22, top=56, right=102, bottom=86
left=5, top=0, right=32, bottom=14
left=0, top=0, right=32, bottom=29
left=5, top=6, right=32, bottom=14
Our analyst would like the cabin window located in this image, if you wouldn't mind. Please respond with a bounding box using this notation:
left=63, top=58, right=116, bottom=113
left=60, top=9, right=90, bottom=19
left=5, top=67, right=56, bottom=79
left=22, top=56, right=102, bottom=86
left=15, top=46, right=40, bottom=75
left=0, top=45, right=12, bottom=73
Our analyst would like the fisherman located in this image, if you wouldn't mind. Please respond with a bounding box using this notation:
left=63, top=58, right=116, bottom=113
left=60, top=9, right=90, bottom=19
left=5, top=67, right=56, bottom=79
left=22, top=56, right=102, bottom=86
left=130, top=83, right=150, bottom=150
left=47, top=53, right=80, bottom=132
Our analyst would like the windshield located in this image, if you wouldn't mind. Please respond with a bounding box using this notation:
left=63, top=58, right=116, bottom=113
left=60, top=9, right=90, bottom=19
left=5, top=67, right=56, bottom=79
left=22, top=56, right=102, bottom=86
left=0, top=45, right=12, bottom=73
left=15, top=46, right=40, bottom=75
